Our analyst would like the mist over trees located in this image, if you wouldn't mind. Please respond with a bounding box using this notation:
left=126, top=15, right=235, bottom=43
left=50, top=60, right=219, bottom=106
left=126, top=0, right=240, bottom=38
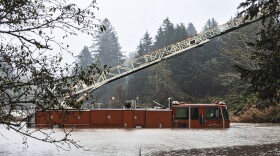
left=203, top=18, right=218, bottom=30
left=78, top=17, right=246, bottom=105
left=125, top=17, right=229, bottom=106
left=77, top=46, right=94, bottom=69
left=74, top=1, right=279, bottom=121
left=75, top=18, right=126, bottom=107
left=1, top=0, right=279, bottom=150
left=92, top=18, right=124, bottom=67
left=127, top=32, right=153, bottom=101
left=186, top=23, right=197, bottom=36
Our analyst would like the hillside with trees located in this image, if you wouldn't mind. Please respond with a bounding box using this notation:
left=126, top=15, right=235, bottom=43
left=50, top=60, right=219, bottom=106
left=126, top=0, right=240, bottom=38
left=1, top=0, right=279, bottom=152
left=113, top=15, right=278, bottom=122
left=127, top=17, right=230, bottom=106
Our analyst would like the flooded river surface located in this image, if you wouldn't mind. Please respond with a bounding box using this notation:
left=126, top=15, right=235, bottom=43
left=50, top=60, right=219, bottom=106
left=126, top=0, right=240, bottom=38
left=0, top=123, right=279, bottom=155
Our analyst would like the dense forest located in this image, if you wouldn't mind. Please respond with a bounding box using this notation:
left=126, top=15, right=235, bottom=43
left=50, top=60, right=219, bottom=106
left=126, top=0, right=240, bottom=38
left=0, top=0, right=279, bottom=148
left=76, top=16, right=279, bottom=122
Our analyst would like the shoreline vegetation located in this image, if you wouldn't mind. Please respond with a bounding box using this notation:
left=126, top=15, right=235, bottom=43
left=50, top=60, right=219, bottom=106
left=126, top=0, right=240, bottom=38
left=229, top=105, right=280, bottom=123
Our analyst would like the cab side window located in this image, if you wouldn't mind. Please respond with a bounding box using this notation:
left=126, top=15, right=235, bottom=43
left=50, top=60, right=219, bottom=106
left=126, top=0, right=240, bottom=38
left=206, top=107, right=219, bottom=120
left=176, top=107, right=189, bottom=119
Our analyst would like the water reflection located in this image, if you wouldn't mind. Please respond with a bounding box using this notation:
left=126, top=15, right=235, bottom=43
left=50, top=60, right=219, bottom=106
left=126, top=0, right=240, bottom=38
left=0, top=123, right=279, bottom=155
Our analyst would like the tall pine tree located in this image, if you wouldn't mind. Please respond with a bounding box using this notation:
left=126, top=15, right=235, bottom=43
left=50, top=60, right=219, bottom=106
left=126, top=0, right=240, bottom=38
left=237, top=0, right=280, bottom=105
left=174, top=23, right=189, bottom=42
left=186, top=22, right=197, bottom=36
left=76, top=46, right=93, bottom=69
left=167, top=18, right=228, bottom=98
left=168, top=22, right=189, bottom=84
left=92, top=18, right=124, bottom=67
left=203, top=18, right=218, bottom=31
left=91, top=18, right=125, bottom=107
left=153, top=18, right=176, bottom=50
left=128, top=32, right=153, bottom=102
left=146, top=18, right=187, bottom=104
left=181, top=18, right=228, bottom=97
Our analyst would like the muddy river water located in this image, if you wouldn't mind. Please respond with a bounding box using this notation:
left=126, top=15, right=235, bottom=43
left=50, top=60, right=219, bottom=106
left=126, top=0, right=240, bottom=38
left=0, top=123, right=279, bottom=155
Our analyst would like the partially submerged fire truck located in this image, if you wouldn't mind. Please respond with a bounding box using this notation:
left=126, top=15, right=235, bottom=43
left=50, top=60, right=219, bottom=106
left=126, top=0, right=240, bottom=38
left=35, top=101, right=229, bottom=128
left=33, top=14, right=259, bottom=129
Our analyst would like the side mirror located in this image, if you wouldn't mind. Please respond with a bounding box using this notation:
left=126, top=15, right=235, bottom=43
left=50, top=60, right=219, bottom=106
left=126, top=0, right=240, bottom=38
left=124, top=101, right=132, bottom=109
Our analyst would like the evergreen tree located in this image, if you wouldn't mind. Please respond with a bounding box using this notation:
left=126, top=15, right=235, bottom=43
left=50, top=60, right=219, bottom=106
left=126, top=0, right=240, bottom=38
left=203, top=18, right=218, bottom=31
left=136, top=32, right=153, bottom=57
left=186, top=22, right=197, bottom=36
left=219, top=22, right=261, bottom=94
left=147, top=62, right=186, bottom=105
left=91, top=18, right=125, bottom=106
left=153, top=26, right=165, bottom=50
left=128, top=32, right=153, bottom=102
left=145, top=18, right=187, bottom=103
left=237, top=0, right=280, bottom=105
left=92, top=18, right=124, bottom=67
left=169, top=23, right=189, bottom=83
left=153, top=18, right=176, bottom=50
left=174, top=23, right=189, bottom=42
left=169, top=18, right=228, bottom=98
left=76, top=46, right=93, bottom=69
left=162, top=18, right=176, bottom=44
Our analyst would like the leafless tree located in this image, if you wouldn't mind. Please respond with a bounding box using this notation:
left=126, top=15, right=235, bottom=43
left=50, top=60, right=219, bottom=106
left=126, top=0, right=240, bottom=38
left=0, top=0, right=106, bottom=149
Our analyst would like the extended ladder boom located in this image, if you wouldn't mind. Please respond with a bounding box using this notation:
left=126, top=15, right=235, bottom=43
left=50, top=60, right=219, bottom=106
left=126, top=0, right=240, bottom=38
left=74, top=16, right=259, bottom=96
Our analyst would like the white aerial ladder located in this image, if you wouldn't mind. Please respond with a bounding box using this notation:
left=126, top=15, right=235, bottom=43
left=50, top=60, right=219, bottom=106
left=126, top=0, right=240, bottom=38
left=72, top=15, right=261, bottom=100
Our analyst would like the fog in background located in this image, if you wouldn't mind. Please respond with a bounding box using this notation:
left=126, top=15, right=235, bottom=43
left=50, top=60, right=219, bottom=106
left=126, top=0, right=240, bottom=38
left=61, top=0, right=243, bottom=64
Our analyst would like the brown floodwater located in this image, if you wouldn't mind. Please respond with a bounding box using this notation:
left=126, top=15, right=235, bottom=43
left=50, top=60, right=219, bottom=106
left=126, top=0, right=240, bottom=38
left=0, top=123, right=279, bottom=155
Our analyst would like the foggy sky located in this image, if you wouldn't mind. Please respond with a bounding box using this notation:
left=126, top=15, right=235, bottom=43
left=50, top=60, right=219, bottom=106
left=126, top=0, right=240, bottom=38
left=63, top=0, right=244, bottom=63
